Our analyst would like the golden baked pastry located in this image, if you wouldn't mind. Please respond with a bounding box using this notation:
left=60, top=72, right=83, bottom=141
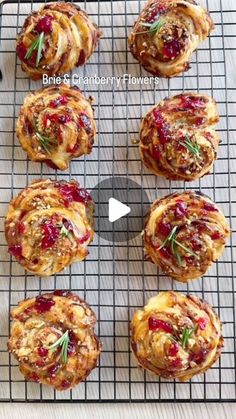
left=16, top=84, right=96, bottom=171
left=5, top=179, right=94, bottom=277
left=8, top=291, right=101, bottom=390
left=144, top=191, right=230, bottom=282
left=16, top=2, right=101, bottom=80
left=128, top=0, right=214, bottom=78
left=131, top=291, right=223, bottom=381
left=139, top=93, right=220, bottom=181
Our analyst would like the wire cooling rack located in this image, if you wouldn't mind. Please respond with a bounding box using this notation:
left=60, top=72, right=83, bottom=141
left=0, top=0, right=235, bottom=403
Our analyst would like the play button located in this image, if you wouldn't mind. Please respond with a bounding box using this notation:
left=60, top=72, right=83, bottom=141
left=90, top=176, right=150, bottom=243
left=108, top=198, right=131, bottom=222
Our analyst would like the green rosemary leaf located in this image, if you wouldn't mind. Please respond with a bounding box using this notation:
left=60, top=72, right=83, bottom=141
left=48, top=330, right=69, bottom=363
left=180, top=135, right=200, bottom=158
left=157, top=225, right=198, bottom=263
left=182, top=326, right=197, bottom=348
left=136, top=18, right=165, bottom=36
left=25, top=37, right=40, bottom=60
left=36, top=32, right=45, bottom=67
left=61, top=224, right=70, bottom=239
left=36, top=131, right=57, bottom=154
left=174, top=240, right=198, bottom=258
left=157, top=225, right=178, bottom=251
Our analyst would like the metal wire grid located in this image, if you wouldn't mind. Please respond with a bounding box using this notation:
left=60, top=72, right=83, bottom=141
left=0, top=0, right=235, bottom=403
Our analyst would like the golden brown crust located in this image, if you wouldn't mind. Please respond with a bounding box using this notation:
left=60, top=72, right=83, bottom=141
left=16, top=2, right=101, bottom=80
left=131, top=291, right=224, bottom=381
left=140, top=93, right=220, bottom=181
left=128, top=0, right=214, bottom=78
left=16, top=84, right=96, bottom=171
left=144, top=191, right=230, bottom=282
left=5, top=179, right=94, bottom=277
left=8, top=291, right=101, bottom=391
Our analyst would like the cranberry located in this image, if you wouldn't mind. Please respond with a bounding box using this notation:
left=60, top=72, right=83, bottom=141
left=78, top=113, right=92, bottom=132
left=23, top=118, right=34, bottom=135
left=76, top=49, right=86, bottom=66
left=195, top=117, right=205, bottom=126
left=16, top=42, right=27, bottom=61
left=197, top=317, right=208, bottom=330
left=151, top=144, right=161, bottom=160
left=38, top=347, right=49, bottom=357
left=175, top=201, right=187, bottom=219
left=41, top=220, right=60, bottom=249
left=146, top=4, right=166, bottom=23
left=169, top=358, right=182, bottom=369
left=159, top=247, right=172, bottom=259
left=168, top=341, right=179, bottom=357
left=53, top=290, right=66, bottom=296
left=61, top=380, right=71, bottom=389
left=157, top=222, right=172, bottom=236
left=190, top=237, right=202, bottom=252
left=185, top=255, right=196, bottom=265
left=49, top=95, right=68, bottom=108
left=28, top=372, right=39, bottom=382
left=67, top=331, right=77, bottom=356
left=190, top=349, right=208, bottom=365
left=180, top=95, right=205, bottom=110
left=163, top=39, right=181, bottom=59
left=27, top=50, right=37, bottom=66
left=18, top=221, right=26, bottom=235
left=34, top=296, right=55, bottom=313
left=148, top=317, right=173, bottom=333
left=46, top=113, right=72, bottom=125
left=211, top=231, right=221, bottom=240
left=153, top=109, right=171, bottom=144
left=78, top=231, right=90, bottom=245
left=45, top=160, right=59, bottom=170
left=57, top=183, right=91, bottom=204
left=8, top=245, right=22, bottom=259
left=203, top=202, right=218, bottom=212
left=35, top=15, right=54, bottom=33
left=48, top=364, right=59, bottom=377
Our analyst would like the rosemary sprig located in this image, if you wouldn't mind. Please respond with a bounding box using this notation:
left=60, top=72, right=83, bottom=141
left=182, top=326, right=197, bottom=348
left=61, top=224, right=70, bottom=239
left=157, top=225, right=198, bottom=265
left=135, top=18, right=165, bottom=35
left=180, top=135, right=200, bottom=159
left=48, top=330, right=69, bottom=363
left=25, top=32, right=45, bottom=66
left=36, top=131, right=57, bottom=154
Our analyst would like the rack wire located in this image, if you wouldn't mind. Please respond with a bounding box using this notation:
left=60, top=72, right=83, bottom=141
left=0, top=0, right=235, bottom=403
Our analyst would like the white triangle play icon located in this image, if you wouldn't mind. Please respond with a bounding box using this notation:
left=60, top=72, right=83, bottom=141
left=108, top=198, right=131, bottom=223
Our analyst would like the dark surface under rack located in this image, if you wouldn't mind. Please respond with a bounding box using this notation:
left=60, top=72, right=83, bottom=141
left=0, top=0, right=235, bottom=403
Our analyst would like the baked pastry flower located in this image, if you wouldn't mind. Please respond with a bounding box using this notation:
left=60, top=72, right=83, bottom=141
left=144, top=192, right=230, bottom=282
left=128, top=0, right=214, bottom=77
left=8, top=291, right=101, bottom=390
left=16, top=2, right=101, bottom=80
left=131, top=291, right=223, bottom=381
left=139, top=93, right=220, bottom=181
left=16, top=84, right=96, bottom=171
left=5, top=179, right=94, bottom=277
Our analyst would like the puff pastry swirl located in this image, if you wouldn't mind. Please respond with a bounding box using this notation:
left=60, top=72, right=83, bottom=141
left=16, top=84, right=96, bottom=171
left=8, top=291, right=101, bottom=390
left=140, top=93, right=220, bottom=181
left=128, top=0, right=214, bottom=78
left=144, top=191, right=230, bottom=282
left=131, top=291, right=223, bottom=381
left=16, top=2, right=101, bottom=80
left=5, top=179, right=94, bottom=277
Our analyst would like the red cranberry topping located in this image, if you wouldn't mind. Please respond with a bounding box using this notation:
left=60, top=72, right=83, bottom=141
left=35, top=15, right=54, bottom=33
left=190, top=237, right=202, bottom=252
left=67, top=330, right=77, bottom=356
left=28, top=372, right=39, bottom=382
left=175, top=201, right=188, bottom=219
left=41, top=220, right=60, bottom=249
left=27, top=50, right=37, bottom=66
left=157, top=222, right=172, bottom=236
left=78, top=113, right=92, bottom=132
left=159, top=246, right=172, bottom=260
left=35, top=359, right=46, bottom=367
left=48, top=363, right=59, bottom=377
left=45, top=160, right=59, bottom=170
left=148, top=317, right=173, bottom=333
left=197, top=317, right=208, bottom=330
left=35, top=296, right=55, bottom=313
left=46, top=113, right=72, bottom=125
left=16, top=42, right=27, bottom=61
left=146, top=4, right=166, bottom=23
left=195, top=117, right=205, bottom=126
left=53, top=289, right=67, bottom=296
left=151, top=144, right=161, bottom=160
left=61, top=379, right=71, bottom=389
left=185, top=255, right=196, bottom=265
left=189, top=349, right=208, bottom=365
left=49, top=95, right=68, bottom=108
left=180, top=95, right=205, bottom=110
left=18, top=221, right=26, bottom=235
left=57, top=183, right=91, bottom=204
left=169, top=358, right=182, bottom=369
left=8, top=245, right=22, bottom=259
left=78, top=231, right=90, bottom=245
left=76, top=49, right=86, bottom=66
left=163, top=39, right=181, bottom=60
left=211, top=231, right=221, bottom=240
left=37, top=347, right=49, bottom=357
left=153, top=109, right=171, bottom=144
left=203, top=202, right=218, bottom=212
left=168, top=341, right=179, bottom=357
